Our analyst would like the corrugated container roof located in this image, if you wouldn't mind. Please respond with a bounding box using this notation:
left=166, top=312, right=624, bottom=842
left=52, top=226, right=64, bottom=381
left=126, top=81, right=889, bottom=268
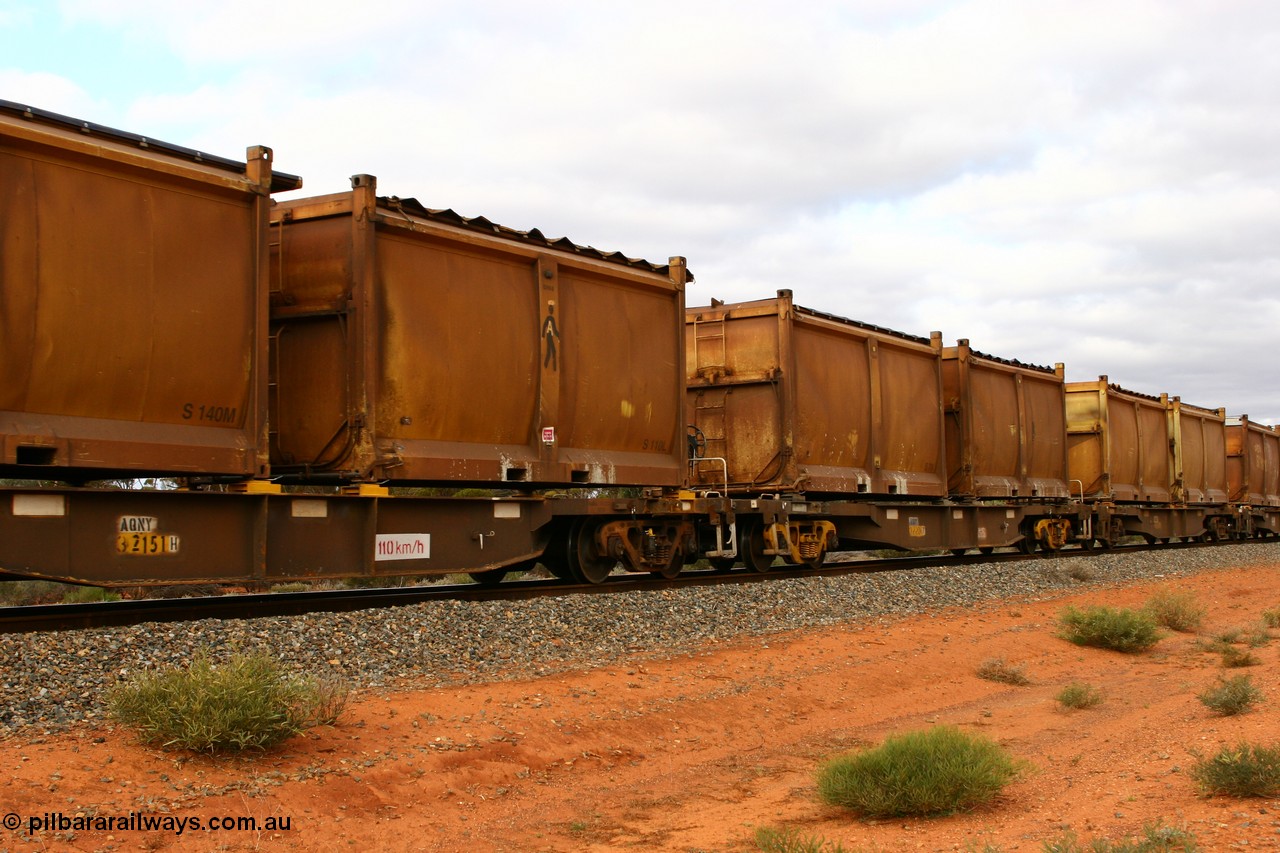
left=965, top=346, right=1059, bottom=376
left=382, top=194, right=693, bottom=280
left=0, top=99, right=302, bottom=193
left=794, top=303, right=933, bottom=347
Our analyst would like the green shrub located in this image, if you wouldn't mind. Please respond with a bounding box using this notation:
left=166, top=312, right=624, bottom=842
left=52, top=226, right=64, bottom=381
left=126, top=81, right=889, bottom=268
left=1198, top=675, right=1262, bottom=716
left=976, top=658, right=1030, bottom=686
left=1219, top=645, right=1261, bottom=668
left=1212, top=625, right=1269, bottom=647
left=754, top=826, right=852, bottom=853
left=1213, top=626, right=1244, bottom=644
left=816, top=725, right=1023, bottom=817
left=1191, top=742, right=1280, bottom=797
left=1058, top=606, right=1161, bottom=653
left=109, top=650, right=348, bottom=752
left=1041, top=821, right=1198, bottom=851
left=1056, top=682, right=1104, bottom=710
left=1143, top=590, right=1204, bottom=632
left=1262, top=608, right=1280, bottom=629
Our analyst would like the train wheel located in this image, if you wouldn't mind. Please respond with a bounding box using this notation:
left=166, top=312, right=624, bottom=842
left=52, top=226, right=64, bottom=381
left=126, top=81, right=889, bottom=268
left=740, top=523, right=772, bottom=573
left=978, top=547, right=995, bottom=555
left=802, top=549, right=826, bottom=570
left=708, top=557, right=736, bottom=572
left=566, top=520, right=616, bottom=584
left=1017, top=536, right=1037, bottom=555
left=950, top=548, right=968, bottom=557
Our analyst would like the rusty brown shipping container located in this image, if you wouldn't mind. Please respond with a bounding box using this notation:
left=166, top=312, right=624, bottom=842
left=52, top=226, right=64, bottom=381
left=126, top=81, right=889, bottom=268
left=269, top=176, right=689, bottom=486
left=1167, top=398, right=1228, bottom=505
left=1226, top=416, right=1280, bottom=506
left=941, top=340, right=1069, bottom=499
left=1065, top=378, right=1173, bottom=502
left=686, top=290, right=947, bottom=497
left=0, top=101, right=300, bottom=480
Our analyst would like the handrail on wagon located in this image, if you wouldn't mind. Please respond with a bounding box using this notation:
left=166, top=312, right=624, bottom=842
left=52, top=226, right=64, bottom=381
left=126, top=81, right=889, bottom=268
left=1071, top=479, right=1092, bottom=540
left=688, top=455, right=738, bottom=560
left=692, top=456, right=731, bottom=498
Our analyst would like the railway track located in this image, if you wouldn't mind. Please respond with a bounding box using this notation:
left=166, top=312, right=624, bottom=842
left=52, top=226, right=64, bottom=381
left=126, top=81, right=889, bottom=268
left=0, top=539, right=1230, bottom=635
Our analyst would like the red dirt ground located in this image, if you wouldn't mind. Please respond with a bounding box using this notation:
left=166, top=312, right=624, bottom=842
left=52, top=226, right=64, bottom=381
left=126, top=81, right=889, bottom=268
left=3, top=563, right=1280, bottom=852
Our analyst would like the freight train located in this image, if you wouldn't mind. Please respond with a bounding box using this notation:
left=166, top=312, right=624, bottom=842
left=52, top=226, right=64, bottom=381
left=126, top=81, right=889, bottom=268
left=2, top=100, right=1277, bottom=590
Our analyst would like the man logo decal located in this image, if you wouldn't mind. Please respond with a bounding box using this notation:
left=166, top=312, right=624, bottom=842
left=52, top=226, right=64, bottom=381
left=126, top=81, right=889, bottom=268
left=542, top=303, right=560, bottom=370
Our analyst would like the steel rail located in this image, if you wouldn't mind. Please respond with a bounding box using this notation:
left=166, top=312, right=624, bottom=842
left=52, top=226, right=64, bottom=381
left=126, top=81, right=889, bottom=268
left=0, top=537, right=1251, bottom=635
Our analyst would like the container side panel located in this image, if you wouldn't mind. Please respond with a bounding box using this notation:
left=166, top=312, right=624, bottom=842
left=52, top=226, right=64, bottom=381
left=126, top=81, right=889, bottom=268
left=375, top=236, right=538, bottom=446
left=792, top=324, right=871, bottom=471
left=940, top=357, right=965, bottom=493
left=269, top=216, right=355, bottom=471
left=690, top=299, right=943, bottom=496
left=1138, top=404, right=1171, bottom=500
left=1202, top=417, right=1227, bottom=503
left=1065, top=389, right=1106, bottom=496
left=878, top=343, right=944, bottom=482
left=1226, top=423, right=1247, bottom=502
left=559, top=271, right=680, bottom=457
left=968, top=366, right=1019, bottom=480
left=1244, top=428, right=1266, bottom=504
left=722, top=311, right=781, bottom=381
left=1176, top=409, right=1225, bottom=503
left=274, top=217, right=352, bottom=309
left=687, top=308, right=787, bottom=490
left=684, top=308, right=782, bottom=384
left=270, top=319, right=350, bottom=468
left=1264, top=430, right=1280, bottom=504
left=1179, top=413, right=1207, bottom=498
left=0, top=155, right=38, bottom=409
left=1022, top=376, right=1068, bottom=485
left=1, top=127, right=267, bottom=478
left=1108, top=402, right=1141, bottom=499
left=2, top=151, right=256, bottom=426
left=689, top=384, right=783, bottom=487
left=1067, top=434, right=1105, bottom=496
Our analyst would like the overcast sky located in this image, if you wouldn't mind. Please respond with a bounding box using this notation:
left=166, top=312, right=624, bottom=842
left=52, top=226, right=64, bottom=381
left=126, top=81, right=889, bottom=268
left=5, top=0, right=1279, bottom=421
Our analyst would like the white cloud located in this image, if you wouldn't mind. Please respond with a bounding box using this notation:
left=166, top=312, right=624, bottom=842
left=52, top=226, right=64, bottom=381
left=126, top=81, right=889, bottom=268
left=0, top=70, right=101, bottom=116
left=8, top=0, right=1280, bottom=421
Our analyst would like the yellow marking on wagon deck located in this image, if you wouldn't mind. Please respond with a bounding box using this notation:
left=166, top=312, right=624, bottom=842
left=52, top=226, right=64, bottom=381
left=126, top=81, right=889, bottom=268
left=116, top=516, right=179, bottom=555
left=116, top=532, right=181, bottom=556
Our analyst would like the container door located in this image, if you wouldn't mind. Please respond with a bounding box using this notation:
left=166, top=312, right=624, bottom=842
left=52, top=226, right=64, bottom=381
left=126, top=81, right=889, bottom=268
left=686, top=305, right=788, bottom=490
